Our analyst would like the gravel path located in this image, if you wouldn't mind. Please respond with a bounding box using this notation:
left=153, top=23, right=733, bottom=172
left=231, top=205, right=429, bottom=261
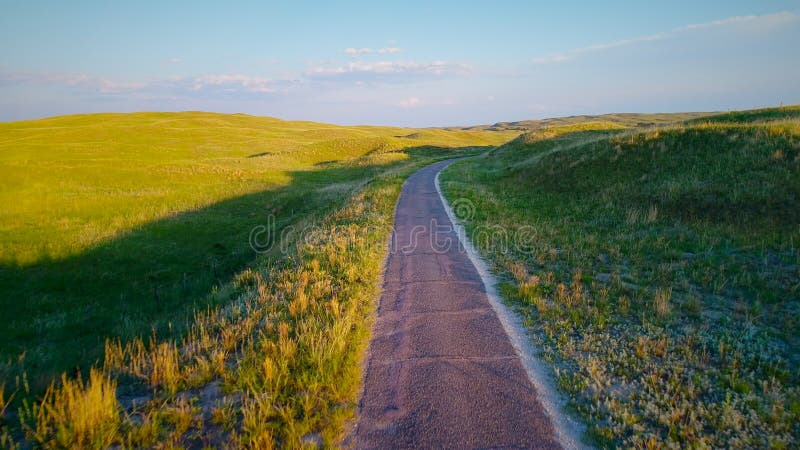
left=352, top=160, right=560, bottom=449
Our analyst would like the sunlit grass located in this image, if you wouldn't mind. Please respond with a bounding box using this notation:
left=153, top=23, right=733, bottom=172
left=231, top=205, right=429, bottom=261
left=0, top=111, right=511, bottom=447
left=0, top=112, right=514, bottom=395
left=0, top=112, right=509, bottom=266
left=19, top=368, right=119, bottom=449
left=8, top=152, right=453, bottom=448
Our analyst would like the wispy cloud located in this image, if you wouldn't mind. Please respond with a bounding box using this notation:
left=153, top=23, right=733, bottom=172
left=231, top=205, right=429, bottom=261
left=678, top=11, right=798, bottom=31
left=0, top=70, right=292, bottom=99
left=0, top=58, right=470, bottom=99
left=531, top=54, right=573, bottom=64
left=344, top=47, right=371, bottom=55
left=532, top=11, right=799, bottom=64
left=0, top=71, right=146, bottom=94
left=344, top=47, right=402, bottom=55
left=307, top=60, right=472, bottom=82
left=190, top=74, right=276, bottom=93
left=399, top=97, right=421, bottom=108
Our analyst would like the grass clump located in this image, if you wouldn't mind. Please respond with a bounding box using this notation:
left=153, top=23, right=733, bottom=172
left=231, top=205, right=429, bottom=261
left=19, top=368, right=119, bottom=449
left=441, top=105, right=800, bottom=447
left=652, top=288, right=672, bottom=318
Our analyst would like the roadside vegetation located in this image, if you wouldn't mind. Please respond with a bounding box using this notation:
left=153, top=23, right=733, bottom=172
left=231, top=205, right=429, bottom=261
left=441, top=105, right=800, bottom=448
left=0, top=112, right=512, bottom=447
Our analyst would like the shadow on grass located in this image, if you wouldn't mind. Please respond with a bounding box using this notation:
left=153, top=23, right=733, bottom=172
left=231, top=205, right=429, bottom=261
left=247, top=151, right=273, bottom=158
left=0, top=145, right=489, bottom=393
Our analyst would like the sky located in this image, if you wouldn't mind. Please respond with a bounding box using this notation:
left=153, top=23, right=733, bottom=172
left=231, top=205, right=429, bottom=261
left=1, top=0, right=799, bottom=126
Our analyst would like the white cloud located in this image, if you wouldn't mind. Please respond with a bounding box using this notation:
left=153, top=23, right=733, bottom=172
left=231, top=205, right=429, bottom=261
left=0, top=70, right=289, bottom=98
left=0, top=71, right=146, bottom=93
left=532, top=11, right=799, bottom=64
left=307, top=60, right=471, bottom=82
left=191, top=74, right=275, bottom=93
left=344, top=47, right=372, bottom=55
left=167, top=57, right=182, bottom=64
left=3, top=60, right=470, bottom=98
left=399, top=97, right=421, bottom=108
left=344, top=47, right=402, bottom=55
left=679, top=11, right=798, bottom=31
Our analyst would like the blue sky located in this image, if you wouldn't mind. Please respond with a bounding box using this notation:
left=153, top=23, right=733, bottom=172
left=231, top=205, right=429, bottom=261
left=1, top=1, right=799, bottom=126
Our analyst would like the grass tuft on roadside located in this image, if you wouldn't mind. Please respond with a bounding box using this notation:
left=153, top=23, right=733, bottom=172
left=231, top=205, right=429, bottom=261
left=19, top=368, right=119, bottom=449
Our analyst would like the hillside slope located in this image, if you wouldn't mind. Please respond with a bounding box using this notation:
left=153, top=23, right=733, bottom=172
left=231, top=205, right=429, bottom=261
left=0, top=112, right=516, bottom=447
left=456, top=111, right=716, bottom=132
left=0, top=112, right=515, bottom=395
left=441, top=105, right=800, bottom=447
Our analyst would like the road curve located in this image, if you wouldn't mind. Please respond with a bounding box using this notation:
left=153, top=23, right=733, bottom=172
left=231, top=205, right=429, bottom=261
left=351, top=160, right=560, bottom=449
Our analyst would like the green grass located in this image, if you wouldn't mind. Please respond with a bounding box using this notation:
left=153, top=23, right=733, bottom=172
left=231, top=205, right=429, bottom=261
left=441, top=105, right=800, bottom=448
left=686, top=104, right=800, bottom=125
left=0, top=111, right=514, bottom=398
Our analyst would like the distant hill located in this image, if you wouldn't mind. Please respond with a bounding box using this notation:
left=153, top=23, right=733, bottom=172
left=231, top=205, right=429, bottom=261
left=452, top=111, right=717, bottom=132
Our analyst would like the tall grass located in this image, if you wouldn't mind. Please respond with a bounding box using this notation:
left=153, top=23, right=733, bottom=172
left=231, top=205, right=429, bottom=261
left=19, top=369, right=119, bottom=448
left=0, top=384, right=12, bottom=448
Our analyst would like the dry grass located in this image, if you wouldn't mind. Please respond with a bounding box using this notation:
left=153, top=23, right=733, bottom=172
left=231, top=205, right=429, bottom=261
left=0, top=385, right=9, bottom=419
left=653, top=288, right=671, bottom=318
left=19, top=369, right=119, bottom=449
left=0, top=384, right=12, bottom=449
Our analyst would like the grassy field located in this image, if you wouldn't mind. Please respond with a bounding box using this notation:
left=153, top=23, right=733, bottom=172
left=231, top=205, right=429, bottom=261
left=441, top=106, right=800, bottom=447
left=0, top=112, right=514, bottom=447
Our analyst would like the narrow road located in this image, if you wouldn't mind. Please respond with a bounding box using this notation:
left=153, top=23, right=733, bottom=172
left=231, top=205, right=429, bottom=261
left=353, top=160, right=560, bottom=449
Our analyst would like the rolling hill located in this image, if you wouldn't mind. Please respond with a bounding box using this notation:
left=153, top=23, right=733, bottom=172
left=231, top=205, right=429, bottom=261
left=2, top=106, right=798, bottom=447
left=0, top=112, right=515, bottom=448
left=453, top=111, right=717, bottom=132
left=440, top=105, right=800, bottom=447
